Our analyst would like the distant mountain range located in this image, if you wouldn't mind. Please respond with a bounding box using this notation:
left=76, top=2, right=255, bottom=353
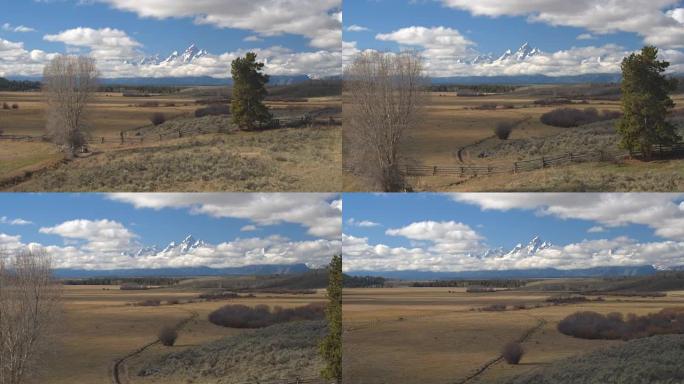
left=54, top=264, right=310, bottom=278
left=349, top=236, right=677, bottom=280
left=54, top=235, right=311, bottom=278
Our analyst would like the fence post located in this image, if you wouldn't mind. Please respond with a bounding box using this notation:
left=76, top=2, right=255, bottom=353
left=487, top=166, right=492, bottom=174
left=159, top=134, right=162, bottom=141
left=101, top=137, right=104, bottom=144
left=433, top=166, right=437, bottom=176
left=140, top=137, right=144, bottom=143
left=513, top=162, right=518, bottom=174
left=541, top=157, right=545, bottom=168
left=460, top=166, right=464, bottom=177
left=598, top=150, right=604, bottom=162
left=568, top=152, right=573, bottom=162
left=120, top=131, right=124, bottom=144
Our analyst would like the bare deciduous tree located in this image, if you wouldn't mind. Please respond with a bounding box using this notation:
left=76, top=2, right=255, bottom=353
left=43, top=55, right=99, bottom=156
left=344, top=51, right=426, bottom=191
left=0, top=249, right=61, bottom=384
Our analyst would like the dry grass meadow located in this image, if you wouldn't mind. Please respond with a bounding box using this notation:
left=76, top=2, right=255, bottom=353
left=37, top=284, right=327, bottom=384
left=342, top=285, right=684, bottom=384
left=0, top=91, right=341, bottom=191
left=342, top=87, right=684, bottom=192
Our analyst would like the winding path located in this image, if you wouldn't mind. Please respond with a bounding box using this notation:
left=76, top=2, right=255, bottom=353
left=111, top=308, right=198, bottom=384
left=454, top=315, right=547, bottom=384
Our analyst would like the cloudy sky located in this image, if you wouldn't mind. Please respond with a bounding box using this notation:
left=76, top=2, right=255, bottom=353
left=343, top=193, right=684, bottom=272
left=0, top=0, right=341, bottom=78
left=344, top=0, right=684, bottom=77
left=0, top=193, right=341, bottom=270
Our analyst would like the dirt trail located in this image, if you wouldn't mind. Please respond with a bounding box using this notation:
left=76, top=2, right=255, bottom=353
left=111, top=308, right=198, bottom=384
left=454, top=315, right=547, bottom=384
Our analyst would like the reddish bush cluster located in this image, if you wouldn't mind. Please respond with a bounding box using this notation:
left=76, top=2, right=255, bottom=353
left=546, top=294, right=589, bottom=305
left=540, top=107, right=622, bottom=128
left=481, top=303, right=507, bottom=312
left=494, top=121, right=514, bottom=140
left=195, top=104, right=230, bottom=117
left=197, top=291, right=240, bottom=300
left=208, top=303, right=325, bottom=328
left=558, top=308, right=684, bottom=340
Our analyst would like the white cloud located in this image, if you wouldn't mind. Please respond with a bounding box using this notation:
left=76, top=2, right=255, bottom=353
left=439, top=0, right=684, bottom=49
left=107, top=193, right=342, bottom=239
left=39, top=219, right=138, bottom=252
left=240, top=225, right=258, bottom=232
left=577, top=33, right=595, bottom=40
left=2, top=23, right=36, bottom=33
left=386, top=220, right=485, bottom=254
left=44, top=27, right=142, bottom=61
left=343, top=232, right=684, bottom=272
left=376, top=26, right=475, bottom=57
left=94, top=0, right=341, bottom=49
left=243, top=35, right=263, bottom=42
left=1, top=231, right=339, bottom=270
left=347, top=24, right=370, bottom=32
left=347, top=218, right=381, bottom=227
left=588, top=226, right=605, bottom=233
left=452, top=193, right=684, bottom=241
left=0, top=216, right=33, bottom=226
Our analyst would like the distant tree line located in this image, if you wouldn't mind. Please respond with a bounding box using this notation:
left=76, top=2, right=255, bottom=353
left=99, top=85, right=183, bottom=94
left=430, top=84, right=520, bottom=93
left=61, top=277, right=181, bottom=286
left=343, top=274, right=386, bottom=288
left=0, top=77, right=41, bottom=91
left=411, top=279, right=530, bottom=288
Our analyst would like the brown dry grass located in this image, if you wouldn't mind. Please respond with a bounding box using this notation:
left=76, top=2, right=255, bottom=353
left=342, top=90, right=684, bottom=192
left=342, top=287, right=684, bottom=384
left=35, top=285, right=326, bottom=384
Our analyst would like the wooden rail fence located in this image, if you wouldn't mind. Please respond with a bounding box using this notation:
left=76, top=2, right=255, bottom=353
left=400, top=143, right=684, bottom=177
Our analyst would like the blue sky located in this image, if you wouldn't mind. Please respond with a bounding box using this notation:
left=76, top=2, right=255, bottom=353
left=343, top=193, right=684, bottom=272
left=0, top=0, right=342, bottom=78
left=343, top=0, right=684, bottom=77
left=0, top=193, right=341, bottom=270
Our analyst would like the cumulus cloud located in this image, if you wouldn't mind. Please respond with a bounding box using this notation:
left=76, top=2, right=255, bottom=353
left=44, top=27, right=142, bottom=61
left=376, top=26, right=475, bottom=56
left=386, top=220, right=485, bottom=254
left=94, top=0, right=341, bottom=49
left=343, top=232, right=684, bottom=272
left=439, top=0, right=684, bottom=49
left=1, top=231, right=339, bottom=270
left=39, top=219, right=138, bottom=252
left=452, top=193, right=684, bottom=241
left=107, top=193, right=342, bottom=239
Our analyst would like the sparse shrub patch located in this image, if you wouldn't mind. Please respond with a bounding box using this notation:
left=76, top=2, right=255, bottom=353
left=481, top=303, right=507, bottom=311
left=2, top=102, right=9, bottom=110
left=11, top=103, right=18, bottom=109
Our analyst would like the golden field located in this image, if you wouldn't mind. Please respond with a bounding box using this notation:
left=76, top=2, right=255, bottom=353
left=37, top=285, right=326, bottom=384
left=342, top=286, right=684, bottom=384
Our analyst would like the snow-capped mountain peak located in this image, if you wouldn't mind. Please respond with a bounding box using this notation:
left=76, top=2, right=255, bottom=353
left=480, top=236, right=553, bottom=259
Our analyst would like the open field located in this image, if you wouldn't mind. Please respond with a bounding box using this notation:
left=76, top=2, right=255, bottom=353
left=36, top=284, right=327, bottom=384
left=342, top=87, right=684, bottom=191
left=342, top=286, right=684, bottom=384
left=0, top=90, right=341, bottom=191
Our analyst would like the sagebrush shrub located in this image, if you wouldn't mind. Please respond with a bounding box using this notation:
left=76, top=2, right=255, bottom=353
left=158, top=326, right=178, bottom=346
left=502, top=342, right=524, bottom=364
left=150, top=112, right=166, bottom=126
left=495, top=121, right=514, bottom=140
